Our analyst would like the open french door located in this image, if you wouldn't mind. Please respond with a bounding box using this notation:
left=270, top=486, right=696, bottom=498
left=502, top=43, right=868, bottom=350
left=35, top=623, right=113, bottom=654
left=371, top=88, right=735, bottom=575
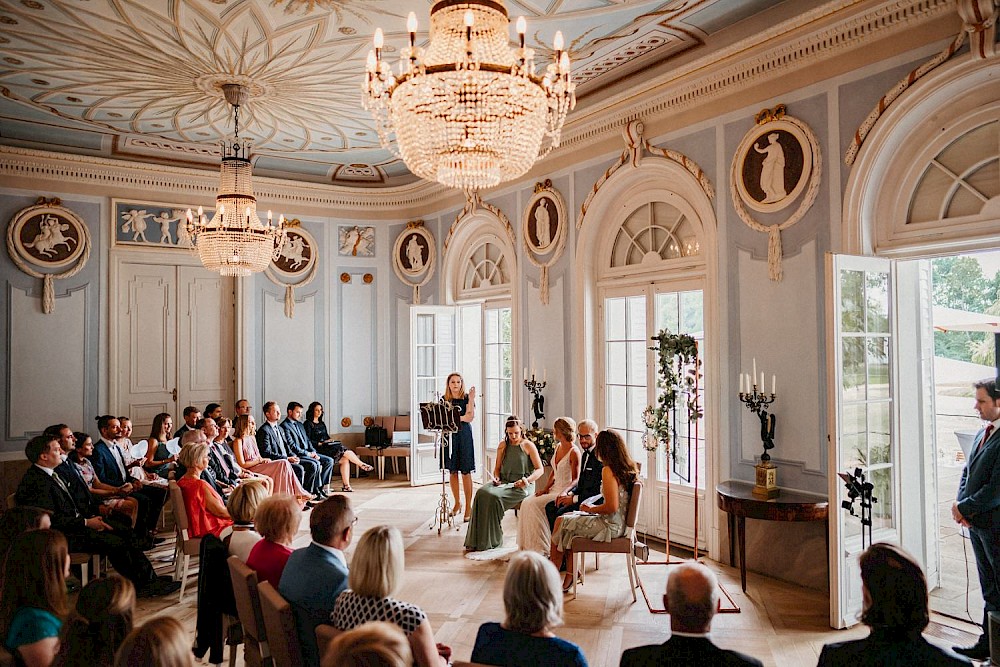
left=409, top=304, right=482, bottom=486
left=826, top=254, right=936, bottom=628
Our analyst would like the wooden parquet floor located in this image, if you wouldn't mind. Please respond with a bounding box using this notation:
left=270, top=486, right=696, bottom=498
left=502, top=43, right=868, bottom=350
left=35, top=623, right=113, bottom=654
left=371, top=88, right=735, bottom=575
left=133, top=475, right=980, bottom=667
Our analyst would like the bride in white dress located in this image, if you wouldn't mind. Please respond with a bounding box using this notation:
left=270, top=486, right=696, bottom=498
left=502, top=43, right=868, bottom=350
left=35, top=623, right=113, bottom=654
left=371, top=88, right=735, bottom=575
left=517, top=417, right=581, bottom=555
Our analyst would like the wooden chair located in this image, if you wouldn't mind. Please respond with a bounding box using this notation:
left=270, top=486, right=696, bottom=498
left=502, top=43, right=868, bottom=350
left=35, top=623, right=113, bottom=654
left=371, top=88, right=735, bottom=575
left=5, top=493, right=100, bottom=584
left=227, top=555, right=270, bottom=667
left=314, top=624, right=338, bottom=664
left=168, top=480, right=201, bottom=602
left=257, top=581, right=303, bottom=667
left=380, top=415, right=412, bottom=480
left=569, top=479, right=643, bottom=602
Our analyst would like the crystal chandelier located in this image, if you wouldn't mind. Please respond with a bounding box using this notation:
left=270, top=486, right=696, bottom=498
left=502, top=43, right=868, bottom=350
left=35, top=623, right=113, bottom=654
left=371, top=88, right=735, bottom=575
left=363, top=1, right=576, bottom=191
left=187, top=83, right=287, bottom=277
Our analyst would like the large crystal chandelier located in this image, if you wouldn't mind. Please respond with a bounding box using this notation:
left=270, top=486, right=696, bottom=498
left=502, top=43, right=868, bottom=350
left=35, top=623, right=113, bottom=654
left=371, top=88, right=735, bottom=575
left=363, top=1, right=576, bottom=191
left=187, top=84, right=287, bottom=277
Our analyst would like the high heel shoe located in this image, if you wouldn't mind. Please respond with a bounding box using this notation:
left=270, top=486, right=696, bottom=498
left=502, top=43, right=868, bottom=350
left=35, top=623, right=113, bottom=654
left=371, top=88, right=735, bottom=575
left=449, top=504, right=462, bottom=517
left=561, top=573, right=574, bottom=592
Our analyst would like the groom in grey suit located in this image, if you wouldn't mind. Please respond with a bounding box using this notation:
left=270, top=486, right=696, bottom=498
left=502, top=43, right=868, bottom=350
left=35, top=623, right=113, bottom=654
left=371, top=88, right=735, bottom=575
left=279, top=494, right=355, bottom=667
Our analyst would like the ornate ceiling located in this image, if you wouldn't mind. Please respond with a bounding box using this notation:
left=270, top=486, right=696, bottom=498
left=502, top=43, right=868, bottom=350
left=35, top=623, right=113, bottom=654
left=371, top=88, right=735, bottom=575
left=0, top=0, right=782, bottom=187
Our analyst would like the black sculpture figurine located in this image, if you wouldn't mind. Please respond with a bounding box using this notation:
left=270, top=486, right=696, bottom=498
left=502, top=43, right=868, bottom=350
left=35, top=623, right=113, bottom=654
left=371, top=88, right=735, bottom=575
left=532, top=393, right=545, bottom=424
left=524, top=373, right=547, bottom=429
left=759, top=411, right=776, bottom=461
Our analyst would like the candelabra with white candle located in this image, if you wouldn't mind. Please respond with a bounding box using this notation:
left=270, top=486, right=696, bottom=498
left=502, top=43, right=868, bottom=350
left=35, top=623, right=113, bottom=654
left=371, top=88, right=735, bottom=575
left=739, top=359, right=779, bottom=499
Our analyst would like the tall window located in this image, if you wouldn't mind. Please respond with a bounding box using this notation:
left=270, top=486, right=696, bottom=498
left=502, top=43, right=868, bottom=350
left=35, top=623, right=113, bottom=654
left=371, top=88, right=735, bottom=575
left=483, top=306, right=512, bottom=449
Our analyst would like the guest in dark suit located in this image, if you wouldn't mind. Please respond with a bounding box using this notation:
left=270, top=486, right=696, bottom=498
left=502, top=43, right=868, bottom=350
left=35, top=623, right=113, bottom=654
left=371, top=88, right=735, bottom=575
left=280, top=402, right=334, bottom=498
left=258, top=401, right=309, bottom=491
left=14, top=435, right=179, bottom=598
left=174, top=405, right=201, bottom=438
left=952, top=378, right=1000, bottom=659
left=90, top=416, right=167, bottom=540
left=620, top=560, right=763, bottom=667
left=545, top=419, right=603, bottom=530
left=279, top=494, right=355, bottom=667
left=817, top=542, right=970, bottom=666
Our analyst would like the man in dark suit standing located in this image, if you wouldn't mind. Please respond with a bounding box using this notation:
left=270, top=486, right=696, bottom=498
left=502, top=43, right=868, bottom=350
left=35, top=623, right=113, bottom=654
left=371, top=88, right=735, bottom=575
left=545, top=419, right=603, bottom=529
left=952, top=378, right=1000, bottom=659
left=91, top=415, right=167, bottom=543
left=279, top=494, right=354, bottom=667
left=15, top=434, right=180, bottom=597
left=620, top=561, right=763, bottom=667
left=258, top=400, right=310, bottom=492
left=281, top=401, right=333, bottom=498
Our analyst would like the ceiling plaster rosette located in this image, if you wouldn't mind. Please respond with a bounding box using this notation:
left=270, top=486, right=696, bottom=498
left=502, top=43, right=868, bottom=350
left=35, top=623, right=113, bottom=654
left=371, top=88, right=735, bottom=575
left=522, top=180, right=568, bottom=305
left=392, top=221, right=436, bottom=304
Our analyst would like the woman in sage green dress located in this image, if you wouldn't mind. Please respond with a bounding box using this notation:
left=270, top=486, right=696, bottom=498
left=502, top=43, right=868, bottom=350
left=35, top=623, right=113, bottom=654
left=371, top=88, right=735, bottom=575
left=550, top=429, right=639, bottom=591
left=464, top=416, right=544, bottom=552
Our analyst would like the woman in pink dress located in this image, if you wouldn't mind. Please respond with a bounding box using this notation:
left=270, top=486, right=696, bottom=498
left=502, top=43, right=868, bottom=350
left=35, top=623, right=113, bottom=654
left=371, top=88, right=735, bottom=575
left=231, top=414, right=310, bottom=504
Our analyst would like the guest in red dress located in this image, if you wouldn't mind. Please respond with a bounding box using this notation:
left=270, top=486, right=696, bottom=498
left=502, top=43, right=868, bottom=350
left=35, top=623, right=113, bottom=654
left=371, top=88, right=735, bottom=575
left=176, top=442, right=233, bottom=538
left=246, top=494, right=302, bottom=587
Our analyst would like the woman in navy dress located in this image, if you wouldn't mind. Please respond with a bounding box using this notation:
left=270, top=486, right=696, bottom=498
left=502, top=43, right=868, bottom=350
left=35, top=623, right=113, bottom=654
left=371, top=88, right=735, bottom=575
left=444, top=372, right=476, bottom=522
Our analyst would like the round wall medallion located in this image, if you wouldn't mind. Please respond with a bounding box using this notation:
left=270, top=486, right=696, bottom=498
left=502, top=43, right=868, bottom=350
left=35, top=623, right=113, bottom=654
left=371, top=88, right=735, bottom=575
left=341, top=417, right=352, bottom=428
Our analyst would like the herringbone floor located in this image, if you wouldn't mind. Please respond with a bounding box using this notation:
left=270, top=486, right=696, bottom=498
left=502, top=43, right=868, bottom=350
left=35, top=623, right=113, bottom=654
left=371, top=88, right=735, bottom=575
left=133, top=473, right=980, bottom=667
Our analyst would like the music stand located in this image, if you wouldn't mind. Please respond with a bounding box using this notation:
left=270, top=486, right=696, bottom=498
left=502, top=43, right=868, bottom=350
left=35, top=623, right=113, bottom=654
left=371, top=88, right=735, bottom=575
left=420, top=398, right=462, bottom=535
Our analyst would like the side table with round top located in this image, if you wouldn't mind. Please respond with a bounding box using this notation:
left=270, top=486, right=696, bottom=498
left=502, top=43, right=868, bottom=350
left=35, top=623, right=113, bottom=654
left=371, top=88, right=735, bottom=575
left=716, top=480, right=829, bottom=592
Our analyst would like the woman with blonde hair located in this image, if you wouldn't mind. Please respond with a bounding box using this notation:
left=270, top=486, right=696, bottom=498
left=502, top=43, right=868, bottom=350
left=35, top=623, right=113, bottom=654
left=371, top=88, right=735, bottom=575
left=176, top=441, right=233, bottom=538
left=54, top=574, right=135, bottom=667
left=471, top=551, right=586, bottom=666
left=517, top=417, right=581, bottom=555
left=113, top=616, right=193, bottom=667
left=321, top=621, right=413, bottom=667
left=549, top=429, right=639, bottom=591
left=219, top=478, right=269, bottom=561
left=442, top=372, right=476, bottom=521
left=231, top=414, right=310, bottom=502
left=465, top=416, right=544, bottom=552
left=330, top=526, right=450, bottom=667
left=245, top=494, right=302, bottom=587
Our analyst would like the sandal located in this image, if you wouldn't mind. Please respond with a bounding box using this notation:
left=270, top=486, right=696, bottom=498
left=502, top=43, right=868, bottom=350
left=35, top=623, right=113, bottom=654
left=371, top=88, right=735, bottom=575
left=450, top=504, right=462, bottom=517
left=562, top=573, right=573, bottom=592
left=341, top=485, right=354, bottom=492
left=360, top=463, right=374, bottom=472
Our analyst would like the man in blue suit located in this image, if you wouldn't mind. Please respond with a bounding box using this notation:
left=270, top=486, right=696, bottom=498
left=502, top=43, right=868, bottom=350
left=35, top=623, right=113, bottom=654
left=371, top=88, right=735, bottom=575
left=953, top=378, right=1000, bottom=659
left=281, top=401, right=334, bottom=498
left=257, top=401, right=310, bottom=492
left=279, top=494, right=354, bottom=667
left=620, top=561, right=763, bottom=667
left=90, top=415, right=167, bottom=545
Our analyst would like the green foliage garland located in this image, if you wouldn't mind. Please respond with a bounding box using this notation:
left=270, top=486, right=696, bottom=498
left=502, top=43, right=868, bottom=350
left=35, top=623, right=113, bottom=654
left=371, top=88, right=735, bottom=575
left=642, top=330, right=702, bottom=457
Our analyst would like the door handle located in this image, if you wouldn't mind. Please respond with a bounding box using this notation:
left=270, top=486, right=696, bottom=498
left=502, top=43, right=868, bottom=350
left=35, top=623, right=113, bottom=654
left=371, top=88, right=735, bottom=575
left=171, top=388, right=177, bottom=402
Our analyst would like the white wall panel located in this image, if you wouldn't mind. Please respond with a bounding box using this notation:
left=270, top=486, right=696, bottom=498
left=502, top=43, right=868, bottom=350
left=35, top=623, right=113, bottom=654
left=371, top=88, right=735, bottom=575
left=526, top=276, right=565, bottom=422
left=339, top=277, right=375, bottom=424
left=262, top=291, right=315, bottom=406
left=9, top=285, right=87, bottom=437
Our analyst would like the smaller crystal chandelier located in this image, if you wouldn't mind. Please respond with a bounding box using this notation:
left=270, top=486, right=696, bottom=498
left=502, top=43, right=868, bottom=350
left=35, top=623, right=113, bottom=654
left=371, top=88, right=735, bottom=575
left=363, top=1, right=576, bottom=191
left=187, top=83, right=286, bottom=277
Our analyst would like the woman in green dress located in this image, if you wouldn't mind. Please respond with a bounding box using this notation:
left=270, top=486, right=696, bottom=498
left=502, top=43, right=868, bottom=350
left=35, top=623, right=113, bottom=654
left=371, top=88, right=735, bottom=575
left=464, top=416, right=544, bottom=552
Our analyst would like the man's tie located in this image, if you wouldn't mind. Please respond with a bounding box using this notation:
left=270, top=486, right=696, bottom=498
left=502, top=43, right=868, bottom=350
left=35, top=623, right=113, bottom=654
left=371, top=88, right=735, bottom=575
left=214, top=443, right=232, bottom=477
left=273, top=424, right=288, bottom=456
left=109, top=440, right=127, bottom=478
left=52, top=472, right=70, bottom=496
left=981, top=424, right=995, bottom=452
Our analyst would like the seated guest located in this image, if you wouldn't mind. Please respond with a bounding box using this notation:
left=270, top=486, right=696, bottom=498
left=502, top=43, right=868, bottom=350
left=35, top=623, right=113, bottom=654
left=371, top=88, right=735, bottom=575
left=113, top=616, right=193, bottom=667
left=0, top=529, right=69, bottom=667
left=330, top=525, right=449, bottom=667
left=176, top=440, right=234, bottom=538
left=204, top=403, right=223, bottom=421
left=303, top=402, right=373, bottom=492
left=620, top=560, right=763, bottom=666
left=246, top=494, right=302, bottom=587
left=816, top=543, right=970, bottom=666
left=219, top=479, right=269, bottom=562
left=140, top=413, right=178, bottom=478
left=71, top=432, right=140, bottom=527
left=465, top=416, right=544, bottom=552
left=471, top=551, right=587, bottom=667
left=549, top=429, right=638, bottom=591
left=53, top=574, right=134, bottom=667
left=174, top=406, right=201, bottom=438
left=116, top=417, right=165, bottom=486
left=280, top=495, right=355, bottom=667
left=281, top=401, right=334, bottom=498
left=544, top=420, right=602, bottom=540
left=212, top=418, right=273, bottom=494
left=322, top=622, right=413, bottom=667
left=258, top=401, right=310, bottom=491
left=518, top=417, right=581, bottom=555
left=15, top=435, right=180, bottom=598
left=0, top=507, right=50, bottom=580
left=232, top=414, right=310, bottom=504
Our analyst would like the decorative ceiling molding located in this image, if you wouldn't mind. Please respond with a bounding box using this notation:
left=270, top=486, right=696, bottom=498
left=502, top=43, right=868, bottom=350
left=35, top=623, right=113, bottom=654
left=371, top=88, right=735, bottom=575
left=558, top=0, right=954, bottom=152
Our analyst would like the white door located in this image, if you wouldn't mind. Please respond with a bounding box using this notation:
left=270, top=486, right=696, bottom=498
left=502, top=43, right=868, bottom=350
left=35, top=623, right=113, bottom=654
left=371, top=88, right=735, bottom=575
left=826, top=254, right=934, bottom=628
left=116, top=261, right=234, bottom=435
left=409, top=304, right=482, bottom=486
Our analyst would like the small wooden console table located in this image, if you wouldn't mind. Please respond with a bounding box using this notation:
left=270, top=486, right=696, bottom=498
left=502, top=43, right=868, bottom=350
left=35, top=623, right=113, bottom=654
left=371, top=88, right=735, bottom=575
left=716, top=480, right=828, bottom=592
